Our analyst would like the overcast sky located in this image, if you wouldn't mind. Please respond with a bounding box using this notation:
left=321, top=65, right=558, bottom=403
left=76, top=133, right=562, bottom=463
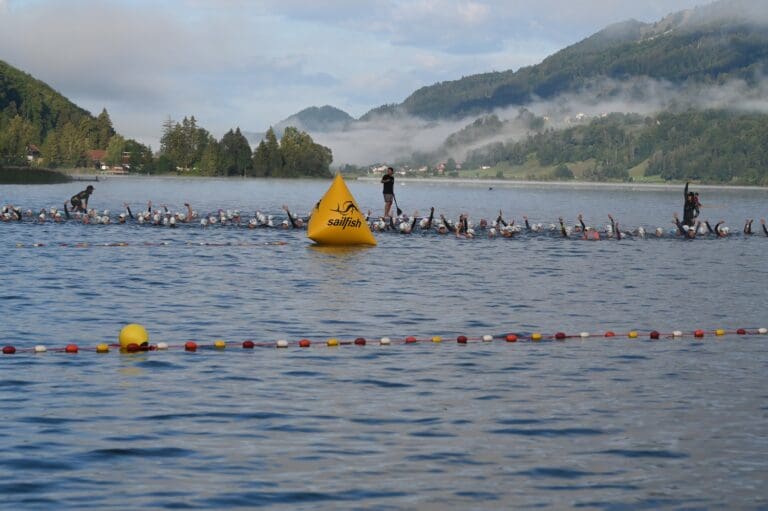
left=0, top=0, right=710, bottom=148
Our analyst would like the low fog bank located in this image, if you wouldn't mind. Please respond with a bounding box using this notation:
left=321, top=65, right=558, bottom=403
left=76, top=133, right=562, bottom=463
left=311, top=75, right=768, bottom=166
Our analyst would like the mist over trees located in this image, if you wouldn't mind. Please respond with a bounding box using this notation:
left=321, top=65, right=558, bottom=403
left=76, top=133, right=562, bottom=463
left=462, top=110, right=768, bottom=185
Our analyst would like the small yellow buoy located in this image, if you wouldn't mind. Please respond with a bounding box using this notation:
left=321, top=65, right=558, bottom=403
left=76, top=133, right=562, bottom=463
left=431, top=336, right=442, bottom=343
left=531, top=332, right=542, bottom=341
left=327, top=338, right=339, bottom=347
left=214, top=339, right=226, bottom=349
left=96, top=343, right=109, bottom=353
left=715, top=329, right=725, bottom=336
left=628, top=331, right=638, bottom=339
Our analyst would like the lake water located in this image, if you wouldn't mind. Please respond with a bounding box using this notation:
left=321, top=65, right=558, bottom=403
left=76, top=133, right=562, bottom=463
left=1, top=177, right=767, bottom=510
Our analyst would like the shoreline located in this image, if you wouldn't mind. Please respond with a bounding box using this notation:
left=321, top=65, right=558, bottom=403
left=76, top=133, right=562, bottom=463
left=355, top=176, right=768, bottom=191
left=18, top=169, right=768, bottom=191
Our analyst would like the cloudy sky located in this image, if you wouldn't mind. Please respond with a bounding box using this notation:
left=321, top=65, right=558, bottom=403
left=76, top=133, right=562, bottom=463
left=0, top=0, right=709, bottom=149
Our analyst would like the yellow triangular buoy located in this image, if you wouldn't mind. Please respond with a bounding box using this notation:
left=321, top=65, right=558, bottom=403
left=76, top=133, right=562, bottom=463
left=307, top=174, right=377, bottom=246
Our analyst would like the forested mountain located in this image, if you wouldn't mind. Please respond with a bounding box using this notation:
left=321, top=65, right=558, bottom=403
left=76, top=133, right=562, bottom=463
left=274, top=105, right=354, bottom=135
left=365, top=0, right=768, bottom=120
left=461, top=110, right=768, bottom=185
left=0, top=58, right=119, bottom=166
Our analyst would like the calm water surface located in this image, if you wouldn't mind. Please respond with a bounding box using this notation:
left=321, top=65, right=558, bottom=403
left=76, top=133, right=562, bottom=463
left=1, top=177, right=767, bottom=510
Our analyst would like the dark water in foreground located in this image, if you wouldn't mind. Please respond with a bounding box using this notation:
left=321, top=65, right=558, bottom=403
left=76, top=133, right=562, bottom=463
left=1, top=178, right=767, bottom=510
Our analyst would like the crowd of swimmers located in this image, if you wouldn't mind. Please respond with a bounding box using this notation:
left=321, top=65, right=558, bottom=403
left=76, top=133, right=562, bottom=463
left=2, top=200, right=767, bottom=240
left=2, top=181, right=767, bottom=239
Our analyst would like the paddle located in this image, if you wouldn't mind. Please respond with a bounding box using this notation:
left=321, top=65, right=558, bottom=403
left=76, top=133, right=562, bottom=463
left=393, top=195, right=403, bottom=216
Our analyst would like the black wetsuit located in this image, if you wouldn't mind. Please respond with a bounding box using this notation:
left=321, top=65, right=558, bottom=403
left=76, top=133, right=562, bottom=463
left=70, top=189, right=92, bottom=210
left=683, top=183, right=696, bottom=226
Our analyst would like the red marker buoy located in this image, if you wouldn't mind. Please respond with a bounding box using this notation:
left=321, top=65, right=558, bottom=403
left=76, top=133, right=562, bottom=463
left=185, top=341, right=198, bottom=351
left=65, top=344, right=78, bottom=353
left=298, top=339, right=311, bottom=348
left=604, top=331, right=615, bottom=338
left=2, top=346, right=16, bottom=355
left=694, top=329, right=705, bottom=338
left=354, top=337, right=366, bottom=346
left=736, top=328, right=747, bottom=335
left=405, top=336, right=417, bottom=343
left=242, top=340, right=255, bottom=349
left=555, top=332, right=566, bottom=340
left=126, top=343, right=140, bottom=353
left=457, top=335, right=468, bottom=344
left=505, top=334, right=518, bottom=342
left=650, top=331, right=660, bottom=340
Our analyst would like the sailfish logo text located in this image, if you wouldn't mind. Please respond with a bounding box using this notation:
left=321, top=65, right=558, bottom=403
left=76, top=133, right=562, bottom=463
left=328, top=201, right=361, bottom=230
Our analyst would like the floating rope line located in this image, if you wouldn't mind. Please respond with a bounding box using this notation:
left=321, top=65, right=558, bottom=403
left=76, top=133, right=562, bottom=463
left=13, top=241, right=289, bottom=249
left=3, top=328, right=766, bottom=355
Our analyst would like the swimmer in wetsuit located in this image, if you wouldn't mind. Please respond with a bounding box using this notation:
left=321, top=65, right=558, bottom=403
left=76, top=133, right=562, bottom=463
left=682, top=182, right=697, bottom=227
left=70, top=185, right=94, bottom=213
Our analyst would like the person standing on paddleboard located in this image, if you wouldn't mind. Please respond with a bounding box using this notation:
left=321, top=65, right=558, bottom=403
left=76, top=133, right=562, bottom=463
left=381, top=166, right=395, bottom=218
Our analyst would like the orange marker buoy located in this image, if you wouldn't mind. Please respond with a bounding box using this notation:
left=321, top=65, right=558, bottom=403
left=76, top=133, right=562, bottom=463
left=604, top=331, right=615, bottom=338
left=65, top=344, right=78, bottom=353
left=405, top=336, right=418, bottom=344
left=299, top=339, right=311, bottom=348
left=694, top=329, right=705, bottom=338
left=185, top=341, right=197, bottom=351
left=505, top=334, right=518, bottom=342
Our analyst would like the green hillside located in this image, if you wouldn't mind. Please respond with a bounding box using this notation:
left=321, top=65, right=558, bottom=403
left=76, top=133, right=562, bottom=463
left=462, top=110, right=768, bottom=185
left=0, top=58, right=116, bottom=166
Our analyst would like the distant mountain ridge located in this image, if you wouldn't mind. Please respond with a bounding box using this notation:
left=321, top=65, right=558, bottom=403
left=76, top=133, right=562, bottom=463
left=393, top=0, right=768, bottom=119
left=271, top=0, right=768, bottom=130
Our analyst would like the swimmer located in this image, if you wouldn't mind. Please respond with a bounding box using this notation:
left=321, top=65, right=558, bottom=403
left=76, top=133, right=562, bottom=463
left=608, top=214, right=622, bottom=240
left=683, top=182, right=697, bottom=227
left=714, top=220, right=728, bottom=237
left=419, top=207, right=435, bottom=230
left=761, top=219, right=768, bottom=236
left=399, top=211, right=418, bottom=234
left=577, top=213, right=587, bottom=233
left=558, top=217, right=568, bottom=238
left=69, top=185, right=94, bottom=213
left=281, top=205, right=304, bottom=228
left=744, top=219, right=754, bottom=235
left=439, top=214, right=455, bottom=232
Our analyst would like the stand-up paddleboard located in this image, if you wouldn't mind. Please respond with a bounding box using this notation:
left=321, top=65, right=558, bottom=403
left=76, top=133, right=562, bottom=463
left=307, top=174, right=377, bottom=246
